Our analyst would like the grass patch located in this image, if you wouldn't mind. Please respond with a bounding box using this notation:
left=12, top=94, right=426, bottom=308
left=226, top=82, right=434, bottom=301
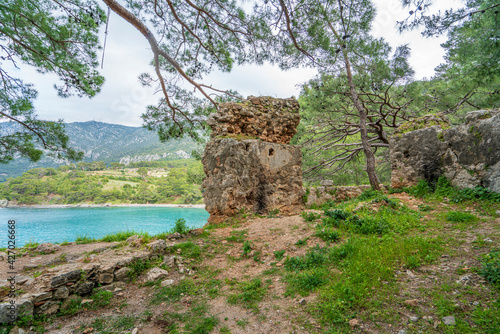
left=227, top=278, right=268, bottom=311
left=284, top=268, right=328, bottom=297
left=151, top=279, right=198, bottom=304
left=88, top=289, right=113, bottom=309
left=172, top=242, right=201, bottom=259
left=100, top=230, right=151, bottom=242
left=315, top=227, right=340, bottom=243
left=75, top=235, right=96, bottom=244
left=161, top=301, right=218, bottom=334
left=23, top=239, right=40, bottom=248
left=128, top=256, right=162, bottom=278
left=446, top=211, right=477, bottom=223
left=226, top=230, right=247, bottom=243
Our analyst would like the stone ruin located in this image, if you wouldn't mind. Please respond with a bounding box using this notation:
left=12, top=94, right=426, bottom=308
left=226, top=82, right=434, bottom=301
left=390, top=109, right=500, bottom=192
left=202, top=96, right=304, bottom=223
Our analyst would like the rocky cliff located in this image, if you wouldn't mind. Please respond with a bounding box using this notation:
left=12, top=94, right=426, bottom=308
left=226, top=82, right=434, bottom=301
left=390, top=109, right=500, bottom=192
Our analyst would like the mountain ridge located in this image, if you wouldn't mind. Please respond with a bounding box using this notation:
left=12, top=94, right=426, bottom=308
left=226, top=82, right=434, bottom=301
left=0, top=121, right=200, bottom=181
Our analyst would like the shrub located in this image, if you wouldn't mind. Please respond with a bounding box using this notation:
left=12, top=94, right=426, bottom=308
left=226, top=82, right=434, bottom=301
left=171, top=218, right=189, bottom=234
left=242, top=241, right=252, bottom=256
left=479, top=250, right=500, bottom=286
left=315, top=227, right=340, bottom=243
left=274, top=250, right=285, bottom=261
left=301, top=211, right=322, bottom=222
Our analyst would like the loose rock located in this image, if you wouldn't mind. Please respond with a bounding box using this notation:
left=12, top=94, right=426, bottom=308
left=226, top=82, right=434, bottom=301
left=143, top=267, right=169, bottom=283
left=442, top=316, right=456, bottom=326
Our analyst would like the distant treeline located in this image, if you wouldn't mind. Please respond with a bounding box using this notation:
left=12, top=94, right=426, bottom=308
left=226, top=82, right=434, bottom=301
left=0, top=159, right=204, bottom=205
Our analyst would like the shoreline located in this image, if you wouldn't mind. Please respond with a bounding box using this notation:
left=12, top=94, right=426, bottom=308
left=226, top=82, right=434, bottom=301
left=1, top=203, right=206, bottom=209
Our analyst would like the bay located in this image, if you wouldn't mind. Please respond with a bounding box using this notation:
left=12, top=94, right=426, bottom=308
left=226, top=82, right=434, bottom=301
left=0, top=207, right=209, bottom=247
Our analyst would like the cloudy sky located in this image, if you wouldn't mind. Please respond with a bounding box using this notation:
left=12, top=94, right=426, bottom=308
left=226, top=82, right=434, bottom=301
left=9, top=0, right=462, bottom=127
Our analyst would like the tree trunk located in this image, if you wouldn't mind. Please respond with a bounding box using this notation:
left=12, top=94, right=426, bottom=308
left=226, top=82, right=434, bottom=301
left=331, top=28, right=381, bottom=190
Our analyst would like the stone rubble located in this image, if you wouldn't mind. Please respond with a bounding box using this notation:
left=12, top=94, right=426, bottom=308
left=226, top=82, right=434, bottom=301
left=0, top=234, right=192, bottom=323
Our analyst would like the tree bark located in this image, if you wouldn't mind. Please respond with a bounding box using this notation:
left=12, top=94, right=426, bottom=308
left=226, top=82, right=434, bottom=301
left=328, top=23, right=381, bottom=190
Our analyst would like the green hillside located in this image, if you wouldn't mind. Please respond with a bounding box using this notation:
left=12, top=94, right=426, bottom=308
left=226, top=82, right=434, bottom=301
left=0, top=160, right=204, bottom=205
left=0, top=121, right=201, bottom=181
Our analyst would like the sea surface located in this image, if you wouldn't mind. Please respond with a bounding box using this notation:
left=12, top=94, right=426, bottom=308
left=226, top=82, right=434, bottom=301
left=0, top=207, right=209, bottom=247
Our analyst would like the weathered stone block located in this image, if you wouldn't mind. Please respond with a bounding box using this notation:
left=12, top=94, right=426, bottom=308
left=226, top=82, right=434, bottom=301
left=114, top=267, right=131, bottom=282
left=98, top=273, right=114, bottom=285
left=34, top=300, right=59, bottom=315
left=31, top=292, right=52, bottom=303
left=53, top=287, right=69, bottom=300
left=208, top=96, right=300, bottom=144
left=75, top=281, right=94, bottom=295
left=143, top=267, right=169, bottom=283
left=202, top=138, right=304, bottom=222
left=0, top=299, right=33, bottom=323
left=51, top=270, right=82, bottom=288
left=148, top=239, right=167, bottom=252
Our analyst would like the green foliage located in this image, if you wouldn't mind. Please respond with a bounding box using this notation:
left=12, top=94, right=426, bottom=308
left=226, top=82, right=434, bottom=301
left=100, top=230, right=150, bottom=242
left=274, top=250, right=285, bottom=261
left=88, top=289, right=113, bottom=309
left=404, top=176, right=500, bottom=204
left=479, top=250, right=500, bottom=286
left=285, top=246, right=328, bottom=271
left=418, top=204, right=433, bottom=212
left=226, top=230, right=247, bottom=243
left=171, top=218, right=190, bottom=234
left=295, top=238, right=308, bottom=247
left=0, top=0, right=105, bottom=163
left=128, top=257, right=158, bottom=278
left=285, top=268, right=328, bottom=297
left=58, top=297, right=83, bottom=316
left=357, top=190, right=382, bottom=201
left=301, top=212, right=321, bottom=222
left=75, top=235, right=96, bottom=244
left=172, top=242, right=201, bottom=259
left=399, top=0, right=500, bottom=113
left=161, top=301, right=219, bottom=334
left=23, top=239, right=40, bottom=248
left=242, top=240, right=252, bottom=256
left=315, top=227, right=340, bottom=243
left=0, top=160, right=204, bottom=205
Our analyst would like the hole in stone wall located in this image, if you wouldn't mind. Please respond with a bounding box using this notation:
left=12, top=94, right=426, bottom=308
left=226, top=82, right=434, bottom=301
left=269, top=148, right=275, bottom=157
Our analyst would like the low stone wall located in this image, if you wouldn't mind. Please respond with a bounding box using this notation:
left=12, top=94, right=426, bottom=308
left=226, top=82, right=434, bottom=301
left=303, top=182, right=386, bottom=207
left=0, top=232, right=198, bottom=323
left=390, top=109, right=500, bottom=191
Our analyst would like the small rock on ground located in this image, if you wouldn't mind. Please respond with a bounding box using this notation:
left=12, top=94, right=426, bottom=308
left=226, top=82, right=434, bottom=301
left=442, top=316, right=456, bottom=326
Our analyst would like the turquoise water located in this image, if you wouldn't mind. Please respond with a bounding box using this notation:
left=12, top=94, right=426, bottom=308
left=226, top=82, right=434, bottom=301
left=0, top=207, right=209, bottom=247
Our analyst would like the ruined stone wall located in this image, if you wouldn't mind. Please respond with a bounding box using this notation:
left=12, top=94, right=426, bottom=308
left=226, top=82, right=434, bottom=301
left=390, top=109, right=500, bottom=192
left=202, top=96, right=304, bottom=223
